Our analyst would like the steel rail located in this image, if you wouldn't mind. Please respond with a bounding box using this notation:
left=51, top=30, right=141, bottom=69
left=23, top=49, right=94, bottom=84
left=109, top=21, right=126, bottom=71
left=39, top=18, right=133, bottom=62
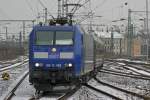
left=0, top=59, right=28, bottom=72
left=101, top=69, right=150, bottom=79
left=94, top=77, right=150, bottom=100
left=83, top=83, right=122, bottom=100
left=3, top=71, right=29, bottom=100
left=99, top=70, right=150, bottom=80
left=57, top=85, right=81, bottom=100
left=126, top=64, right=150, bottom=74
left=102, top=68, right=140, bottom=75
left=106, top=59, right=150, bottom=68
left=104, top=59, right=150, bottom=77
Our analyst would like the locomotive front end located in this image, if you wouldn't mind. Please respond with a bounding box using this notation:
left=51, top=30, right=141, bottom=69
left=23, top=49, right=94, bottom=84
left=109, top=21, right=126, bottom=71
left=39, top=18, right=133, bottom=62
left=29, top=26, right=81, bottom=87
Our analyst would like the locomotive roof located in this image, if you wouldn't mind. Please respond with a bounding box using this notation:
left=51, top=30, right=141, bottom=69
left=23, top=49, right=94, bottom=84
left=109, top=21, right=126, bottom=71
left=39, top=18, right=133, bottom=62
left=33, top=25, right=80, bottom=31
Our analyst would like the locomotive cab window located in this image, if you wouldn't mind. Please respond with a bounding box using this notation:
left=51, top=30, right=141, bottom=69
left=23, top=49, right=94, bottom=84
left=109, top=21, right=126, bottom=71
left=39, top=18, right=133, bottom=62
left=35, top=31, right=54, bottom=45
left=55, top=31, right=74, bottom=45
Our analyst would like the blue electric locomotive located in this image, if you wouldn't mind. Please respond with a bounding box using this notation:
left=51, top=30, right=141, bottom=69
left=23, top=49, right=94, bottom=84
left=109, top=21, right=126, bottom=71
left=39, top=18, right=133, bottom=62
left=29, top=23, right=103, bottom=91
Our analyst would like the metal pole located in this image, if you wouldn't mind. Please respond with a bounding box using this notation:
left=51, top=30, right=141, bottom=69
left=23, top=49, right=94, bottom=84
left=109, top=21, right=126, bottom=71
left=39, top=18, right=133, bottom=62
left=32, top=20, right=35, bottom=27
left=127, top=9, right=132, bottom=58
left=45, top=8, right=48, bottom=24
left=120, top=38, right=122, bottom=56
left=5, top=27, right=8, bottom=41
left=130, top=24, right=133, bottom=57
left=19, top=32, right=22, bottom=55
left=146, top=0, right=149, bottom=60
left=58, top=0, right=61, bottom=18
left=89, top=0, right=92, bottom=32
left=65, top=0, right=68, bottom=18
left=111, top=27, right=114, bottom=54
left=22, top=21, right=25, bottom=42
left=62, top=0, right=64, bottom=17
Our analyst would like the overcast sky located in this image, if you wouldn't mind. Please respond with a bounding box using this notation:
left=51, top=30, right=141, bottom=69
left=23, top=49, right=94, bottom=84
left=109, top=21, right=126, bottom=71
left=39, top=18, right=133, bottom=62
left=0, top=0, right=148, bottom=20
left=0, top=0, right=149, bottom=36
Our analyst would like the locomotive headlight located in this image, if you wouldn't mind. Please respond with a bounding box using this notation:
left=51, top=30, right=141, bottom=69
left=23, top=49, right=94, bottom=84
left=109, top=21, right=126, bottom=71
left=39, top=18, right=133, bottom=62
left=52, top=48, right=57, bottom=52
left=68, top=63, right=73, bottom=67
left=64, top=63, right=73, bottom=67
left=35, top=63, right=40, bottom=67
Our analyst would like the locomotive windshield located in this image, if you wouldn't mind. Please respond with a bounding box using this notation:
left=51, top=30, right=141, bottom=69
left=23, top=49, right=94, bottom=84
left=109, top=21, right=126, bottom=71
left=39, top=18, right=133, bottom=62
left=55, top=31, right=73, bottom=45
left=35, top=31, right=73, bottom=45
left=35, top=31, right=54, bottom=45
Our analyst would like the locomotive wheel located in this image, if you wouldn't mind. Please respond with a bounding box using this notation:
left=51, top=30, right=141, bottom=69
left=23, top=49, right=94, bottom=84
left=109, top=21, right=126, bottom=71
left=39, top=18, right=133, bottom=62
left=29, top=76, right=33, bottom=84
left=34, top=90, right=42, bottom=99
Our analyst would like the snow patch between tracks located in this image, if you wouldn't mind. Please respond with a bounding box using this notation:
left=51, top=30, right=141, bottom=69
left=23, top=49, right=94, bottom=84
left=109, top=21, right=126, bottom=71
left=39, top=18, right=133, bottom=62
left=0, top=59, right=28, bottom=72
left=1, top=70, right=28, bottom=100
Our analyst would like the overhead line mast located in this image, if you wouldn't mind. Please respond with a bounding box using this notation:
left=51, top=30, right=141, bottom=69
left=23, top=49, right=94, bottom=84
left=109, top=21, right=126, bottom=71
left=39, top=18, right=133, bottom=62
left=58, top=0, right=62, bottom=19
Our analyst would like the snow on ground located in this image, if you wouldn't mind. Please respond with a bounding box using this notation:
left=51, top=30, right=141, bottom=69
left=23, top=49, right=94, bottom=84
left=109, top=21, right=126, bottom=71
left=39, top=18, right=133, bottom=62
left=98, top=59, right=150, bottom=96
left=10, top=75, right=35, bottom=100
left=1, top=71, right=29, bottom=100
left=88, top=79, right=143, bottom=100
left=0, top=62, right=22, bottom=71
left=99, top=61, right=150, bottom=97
left=12, top=76, right=112, bottom=100
left=40, top=98, right=57, bottom=100
left=0, top=56, right=27, bottom=64
left=117, top=62, right=126, bottom=66
left=101, top=61, right=150, bottom=97
left=126, top=66, right=150, bottom=76
left=104, top=62, right=140, bottom=75
left=0, top=58, right=28, bottom=72
left=116, top=58, right=150, bottom=64
left=0, top=58, right=149, bottom=100
left=7, top=74, right=117, bottom=100
left=106, top=60, right=150, bottom=76
left=97, top=72, right=150, bottom=96
left=69, top=86, right=114, bottom=100
left=0, top=62, right=28, bottom=98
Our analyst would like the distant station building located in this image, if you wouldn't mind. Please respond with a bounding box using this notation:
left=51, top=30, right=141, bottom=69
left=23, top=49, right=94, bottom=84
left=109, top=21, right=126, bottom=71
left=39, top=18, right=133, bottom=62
left=95, top=31, right=125, bottom=56
left=130, top=34, right=150, bottom=59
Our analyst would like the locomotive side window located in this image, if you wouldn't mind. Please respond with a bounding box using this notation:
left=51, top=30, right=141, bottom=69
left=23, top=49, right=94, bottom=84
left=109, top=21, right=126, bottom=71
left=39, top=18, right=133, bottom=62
left=55, top=31, right=73, bottom=45
left=35, top=31, right=54, bottom=45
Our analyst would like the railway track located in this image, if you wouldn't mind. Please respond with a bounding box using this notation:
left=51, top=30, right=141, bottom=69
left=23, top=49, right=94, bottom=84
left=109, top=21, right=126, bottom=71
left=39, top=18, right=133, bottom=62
left=1, top=59, right=149, bottom=100
left=29, top=84, right=81, bottom=100
left=0, top=56, right=28, bottom=68
left=100, top=69, right=150, bottom=80
left=106, top=59, right=150, bottom=71
left=0, top=59, right=29, bottom=98
left=99, top=60, right=150, bottom=99
left=83, top=83, right=122, bottom=100
left=0, top=59, right=28, bottom=72
left=1, top=72, right=149, bottom=100
left=57, top=85, right=81, bottom=100
left=86, top=78, right=150, bottom=100
left=124, top=64, right=150, bottom=76
left=104, top=60, right=150, bottom=77
left=1, top=71, right=29, bottom=100
left=94, top=77, right=150, bottom=100
left=106, top=59, right=150, bottom=66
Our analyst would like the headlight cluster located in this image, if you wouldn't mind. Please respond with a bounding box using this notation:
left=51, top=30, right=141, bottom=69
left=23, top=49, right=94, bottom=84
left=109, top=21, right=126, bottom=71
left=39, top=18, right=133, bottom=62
left=34, top=63, right=73, bottom=68
left=35, top=63, right=43, bottom=67
left=65, top=63, right=73, bottom=67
